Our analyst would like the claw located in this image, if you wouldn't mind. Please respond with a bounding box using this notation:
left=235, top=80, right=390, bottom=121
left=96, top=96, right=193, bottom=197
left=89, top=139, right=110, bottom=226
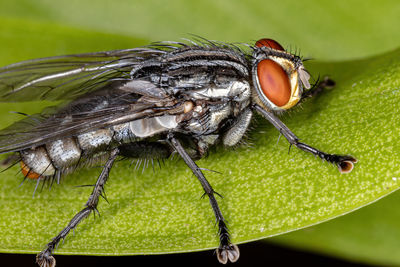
left=216, top=244, right=240, bottom=264
left=337, top=156, right=357, bottom=173
left=36, top=249, right=56, bottom=267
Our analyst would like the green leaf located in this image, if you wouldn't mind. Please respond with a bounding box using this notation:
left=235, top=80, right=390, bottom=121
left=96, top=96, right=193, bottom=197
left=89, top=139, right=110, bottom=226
left=2, top=48, right=399, bottom=255
left=270, top=192, right=400, bottom=266
left=1, top=0, right=400, bottom=263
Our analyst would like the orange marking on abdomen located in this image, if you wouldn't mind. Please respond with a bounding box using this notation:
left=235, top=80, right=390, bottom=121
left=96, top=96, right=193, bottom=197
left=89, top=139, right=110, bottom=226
left=20, top=161, right=40, bottom=179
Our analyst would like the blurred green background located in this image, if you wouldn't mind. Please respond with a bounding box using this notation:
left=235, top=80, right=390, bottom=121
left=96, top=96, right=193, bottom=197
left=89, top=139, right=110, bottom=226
left=1, top=0, right=400, bottom=61
left=0, top=0, right=400, bottom=266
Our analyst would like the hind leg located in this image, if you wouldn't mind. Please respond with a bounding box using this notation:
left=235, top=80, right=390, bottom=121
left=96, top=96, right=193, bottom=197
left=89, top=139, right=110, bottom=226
left=36, top=148, right=119, bottom=267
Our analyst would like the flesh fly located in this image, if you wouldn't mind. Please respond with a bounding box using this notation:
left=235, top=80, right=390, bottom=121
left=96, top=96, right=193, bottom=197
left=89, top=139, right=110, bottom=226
left=0, top=37, right=357, bottom=266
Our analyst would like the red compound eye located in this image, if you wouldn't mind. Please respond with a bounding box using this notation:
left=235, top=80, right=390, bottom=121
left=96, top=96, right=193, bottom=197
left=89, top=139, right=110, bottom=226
left=255, top=38, right=285, bottom=51
left=257, top=59, right=291, bottom=107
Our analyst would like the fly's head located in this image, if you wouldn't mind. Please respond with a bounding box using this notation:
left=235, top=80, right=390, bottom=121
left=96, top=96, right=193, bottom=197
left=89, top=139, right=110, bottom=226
left=251, top=38, right=311, bottom=112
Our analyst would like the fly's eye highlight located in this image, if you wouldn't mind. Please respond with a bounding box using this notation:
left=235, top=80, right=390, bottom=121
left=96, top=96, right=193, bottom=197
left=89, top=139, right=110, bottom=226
left=255, top=38, right=285, bottom=51
left=256, top=59, right=291, bottom=107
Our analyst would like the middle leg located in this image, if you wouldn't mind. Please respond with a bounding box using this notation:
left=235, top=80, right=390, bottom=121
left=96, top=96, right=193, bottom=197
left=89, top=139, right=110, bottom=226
left=167, top=133, right=239, bottom=264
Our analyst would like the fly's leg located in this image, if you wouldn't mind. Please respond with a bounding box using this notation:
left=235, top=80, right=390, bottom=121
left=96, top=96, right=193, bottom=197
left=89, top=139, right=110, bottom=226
left=253, top=105, right=357, bottom=173
left=36, top=148, right=119, bottom=267
left=167, top=133, right=239, bottom=264
left=301, top=76, right=336, bottom=100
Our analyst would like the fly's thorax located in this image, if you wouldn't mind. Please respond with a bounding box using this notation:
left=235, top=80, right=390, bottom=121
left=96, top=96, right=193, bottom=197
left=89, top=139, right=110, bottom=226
left=112, top=123, right=137, bottom=143
left=129, top=115, right=178, bottom=138
left=184, top=103, right=231, bottom=135
left=181, top=80, right=251, bottom=135
left=185, top=80, right=251, bottom=105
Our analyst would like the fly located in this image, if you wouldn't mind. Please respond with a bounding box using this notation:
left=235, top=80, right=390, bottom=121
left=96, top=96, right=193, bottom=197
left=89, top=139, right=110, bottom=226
left=0, top=37, right=357, bottom=267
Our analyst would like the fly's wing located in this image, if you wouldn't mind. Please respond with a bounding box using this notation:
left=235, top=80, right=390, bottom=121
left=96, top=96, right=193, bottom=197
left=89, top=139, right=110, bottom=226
left=0, top=47, right=165, bottom=101
left=0, top=39, right=248, bottom=102
left=0, top=45, right=177, bottom=153
left=0, top=40, right=236, bottom=153
left=0, top=80, right=179, bottom=154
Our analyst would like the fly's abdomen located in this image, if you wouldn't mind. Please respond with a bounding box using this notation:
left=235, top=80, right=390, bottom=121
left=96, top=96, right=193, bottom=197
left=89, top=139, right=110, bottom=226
left=17, top=119, right=169, bottom=179
left=46, top=138, right=82, bottom=168
left=77, top=129, right=113, bottom=151
left=20, top=147, right=56, bottom=179
left=19, top=128, right=116, bottom=179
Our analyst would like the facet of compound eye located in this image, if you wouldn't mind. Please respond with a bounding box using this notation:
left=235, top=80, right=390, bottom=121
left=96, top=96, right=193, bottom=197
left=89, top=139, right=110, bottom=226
left=255, top=38, right=285, bottom=51
left=257, top=59, right=291, bottom=107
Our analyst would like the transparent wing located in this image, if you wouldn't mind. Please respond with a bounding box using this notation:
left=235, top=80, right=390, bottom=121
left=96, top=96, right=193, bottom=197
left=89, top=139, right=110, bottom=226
left=0, top=48, right=165, bottom=101
left=0, top=40, right=224, bottom=153
left=0, top=81, right=177, bottom=154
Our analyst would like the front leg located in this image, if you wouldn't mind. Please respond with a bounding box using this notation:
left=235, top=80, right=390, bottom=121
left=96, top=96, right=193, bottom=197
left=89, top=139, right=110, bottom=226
left=167, top=133, right=239, bottom=264
left=301, top=76, right=336, bottom=100
left=253, top=104, right=357, bottom=173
